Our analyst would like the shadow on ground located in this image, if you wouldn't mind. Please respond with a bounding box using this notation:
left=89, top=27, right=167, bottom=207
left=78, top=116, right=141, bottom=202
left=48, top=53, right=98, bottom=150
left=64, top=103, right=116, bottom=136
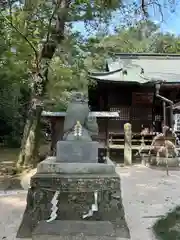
left=0, top=145, right=49, bottom=190
left=153, top=206, right=180, bottom=240
left=0, top=148, right=22, bottom=190
left=0, top=175, right=23, bottom=190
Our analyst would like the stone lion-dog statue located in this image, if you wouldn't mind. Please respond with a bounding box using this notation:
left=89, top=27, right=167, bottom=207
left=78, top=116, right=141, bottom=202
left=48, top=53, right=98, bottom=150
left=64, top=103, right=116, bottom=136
left=138, top=126, right=179, bottom=174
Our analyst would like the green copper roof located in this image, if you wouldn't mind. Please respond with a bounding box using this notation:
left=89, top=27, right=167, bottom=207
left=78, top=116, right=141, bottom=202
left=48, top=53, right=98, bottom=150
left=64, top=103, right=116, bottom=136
left=88, top=53, right=180, bottom=84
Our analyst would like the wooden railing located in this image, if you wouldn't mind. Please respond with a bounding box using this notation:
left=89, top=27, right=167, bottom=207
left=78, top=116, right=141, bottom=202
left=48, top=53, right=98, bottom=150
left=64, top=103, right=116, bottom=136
left=106, top=124, right=178, bottom=165
left=107, top=132, right=154, bottom=150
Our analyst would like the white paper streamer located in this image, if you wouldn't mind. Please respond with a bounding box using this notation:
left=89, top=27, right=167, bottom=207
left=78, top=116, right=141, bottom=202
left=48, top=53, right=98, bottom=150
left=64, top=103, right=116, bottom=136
left=46, top=191, right=60, bottom=222
left=74, top=121, right=82, bottom=137
left=82, top=191, right=98, bottom=219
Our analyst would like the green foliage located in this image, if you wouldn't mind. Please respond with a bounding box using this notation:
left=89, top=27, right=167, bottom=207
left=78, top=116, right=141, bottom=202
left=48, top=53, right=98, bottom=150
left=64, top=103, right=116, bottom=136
left=0, top=12, right=30, bottom=147
left=85, top=20, right=180, bottom=71
left=0, top=59, right=29, bottom=147
left=1, top=0, right=180, bottom=149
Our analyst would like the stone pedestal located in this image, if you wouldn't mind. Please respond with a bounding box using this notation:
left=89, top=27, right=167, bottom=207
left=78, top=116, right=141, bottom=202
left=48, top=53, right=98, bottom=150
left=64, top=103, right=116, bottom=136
left=150, top=156, right=180, bottom=167
left=56, top=141, right=99, bottom=163
left=17, top=158, right=130, bottom=239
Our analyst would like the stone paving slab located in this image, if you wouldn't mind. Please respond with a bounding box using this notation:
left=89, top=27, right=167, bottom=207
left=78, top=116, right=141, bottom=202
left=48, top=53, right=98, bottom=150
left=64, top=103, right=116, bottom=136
left=1, top=165, right=180, bottom=240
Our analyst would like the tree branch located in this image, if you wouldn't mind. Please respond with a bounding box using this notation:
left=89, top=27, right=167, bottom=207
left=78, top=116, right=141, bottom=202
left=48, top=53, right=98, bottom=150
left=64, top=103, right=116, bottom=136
left=7, top=0, right=12, bottom=23
left=0, top=12, right=38, bottom=61
left=141, top=0, right=149, bottom=17
left=151, top=1, right=164, bottom=22
left=140, top=0, right=164, bottom=21
left=46, top=2, right=59, bottom=43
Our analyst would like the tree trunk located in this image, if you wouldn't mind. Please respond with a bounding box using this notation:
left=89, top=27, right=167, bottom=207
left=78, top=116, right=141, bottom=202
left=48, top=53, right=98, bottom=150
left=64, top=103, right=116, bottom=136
left=16, top=104, right=42, bottom=169
left=16, top=0, right=70, bottom=170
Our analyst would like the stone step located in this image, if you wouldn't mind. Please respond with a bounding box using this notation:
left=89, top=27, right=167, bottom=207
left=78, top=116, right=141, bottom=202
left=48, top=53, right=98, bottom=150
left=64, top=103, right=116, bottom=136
left=37, top=157, right=116, bottom=174
left=32, top=220, right=119, bottom=240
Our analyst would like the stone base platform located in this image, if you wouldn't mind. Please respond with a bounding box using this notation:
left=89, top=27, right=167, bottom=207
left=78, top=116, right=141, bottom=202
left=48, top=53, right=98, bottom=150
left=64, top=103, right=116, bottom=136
left=142, top=155, right=180, bottom=168
left=145, top=156, right=180, bottom=167
left=17, top=158, right=130, bottom=239
left=32, top=220, right=117, bottom=240
left=37, top=157, right=116, bottom=174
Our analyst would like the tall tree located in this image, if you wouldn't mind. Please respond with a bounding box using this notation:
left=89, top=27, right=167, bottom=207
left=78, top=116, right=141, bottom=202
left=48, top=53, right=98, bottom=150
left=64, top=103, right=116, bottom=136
left=1, top=0, right=122, bottom=168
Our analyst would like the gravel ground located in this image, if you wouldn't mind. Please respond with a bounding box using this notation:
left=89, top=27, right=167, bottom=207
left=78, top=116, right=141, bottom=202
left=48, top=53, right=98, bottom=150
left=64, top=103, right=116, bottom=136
left=117, top=165, right=180, bottom=240
left=0, top=165, right=180, bottom=240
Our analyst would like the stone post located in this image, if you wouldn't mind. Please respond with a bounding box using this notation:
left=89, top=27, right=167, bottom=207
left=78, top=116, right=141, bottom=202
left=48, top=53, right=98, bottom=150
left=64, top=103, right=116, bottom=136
left=124, top=123, right=132, bottom=165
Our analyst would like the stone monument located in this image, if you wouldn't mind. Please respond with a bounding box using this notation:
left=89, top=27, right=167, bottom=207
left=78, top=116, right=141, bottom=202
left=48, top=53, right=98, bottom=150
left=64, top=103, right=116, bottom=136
left=17, top=92, right=130, bottom=239
left=56, top=92, right=99, bottom=163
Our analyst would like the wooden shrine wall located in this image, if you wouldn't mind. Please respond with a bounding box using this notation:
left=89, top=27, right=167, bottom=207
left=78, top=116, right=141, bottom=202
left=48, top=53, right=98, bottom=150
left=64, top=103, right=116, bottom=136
left=107, top=89, right=154, bottom=133
left=131, top=92, right=153, bottom=132
left=108, top=88, right=131, bottom=133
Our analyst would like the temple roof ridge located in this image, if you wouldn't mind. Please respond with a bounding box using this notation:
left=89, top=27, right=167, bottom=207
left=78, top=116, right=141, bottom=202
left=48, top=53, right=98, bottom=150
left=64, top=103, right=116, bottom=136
left=88, top=68, right=122, bottom=78
left=88, top=53, right=180, bottom=84
left=113, top=52, right=180, bottom=59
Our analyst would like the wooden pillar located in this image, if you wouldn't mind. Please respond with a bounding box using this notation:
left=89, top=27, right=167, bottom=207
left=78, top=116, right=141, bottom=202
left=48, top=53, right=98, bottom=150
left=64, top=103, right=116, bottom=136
left=50, top=118, right=56, bottom=156
left=163, top=101, right=166, bottom=127
left=105, top=88, right=110, bottom=159
left=152, top=91, right=156, bottom=132
left=105, top=118, right=109, bottom=158
left=124, top=123, right=132, bottom=165
left=50, top=117, right=64, bottom=156
left=170, top=104, right=174, bottom=130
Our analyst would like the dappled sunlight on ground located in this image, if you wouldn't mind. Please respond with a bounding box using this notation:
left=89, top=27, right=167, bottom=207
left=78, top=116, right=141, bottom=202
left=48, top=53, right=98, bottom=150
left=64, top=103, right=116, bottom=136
left=1, top=160, right=14, bottom=164
left=0, top=191, right=28, bottom=240
left=0, top=148, right=19, bottom=168
left=118, top=171, right=131, bottom=177
left=168, top=173, right=180, bottom=179
left=0, top=195, right=26, bottom=208
left=116, top=165, right=180, bottom=240
left=135, top=184, right=158, bottom=191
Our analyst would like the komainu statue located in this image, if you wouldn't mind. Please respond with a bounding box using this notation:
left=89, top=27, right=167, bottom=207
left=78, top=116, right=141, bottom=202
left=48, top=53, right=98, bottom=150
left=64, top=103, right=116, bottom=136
left=137, top=126, right=179, bottom=173
left=149, top=134, right=177, bottom=161
left=63, top=92, right=98, bottom=141
left=149, top=126, right=178, bottom=162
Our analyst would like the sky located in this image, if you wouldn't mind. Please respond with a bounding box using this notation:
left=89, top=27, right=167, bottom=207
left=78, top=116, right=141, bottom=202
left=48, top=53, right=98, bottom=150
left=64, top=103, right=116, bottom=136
left=154, top=5, right=180, bottom=35
left=161, top=14, right=180, bottom=35
left=72, top=2, right=180, bottom=37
